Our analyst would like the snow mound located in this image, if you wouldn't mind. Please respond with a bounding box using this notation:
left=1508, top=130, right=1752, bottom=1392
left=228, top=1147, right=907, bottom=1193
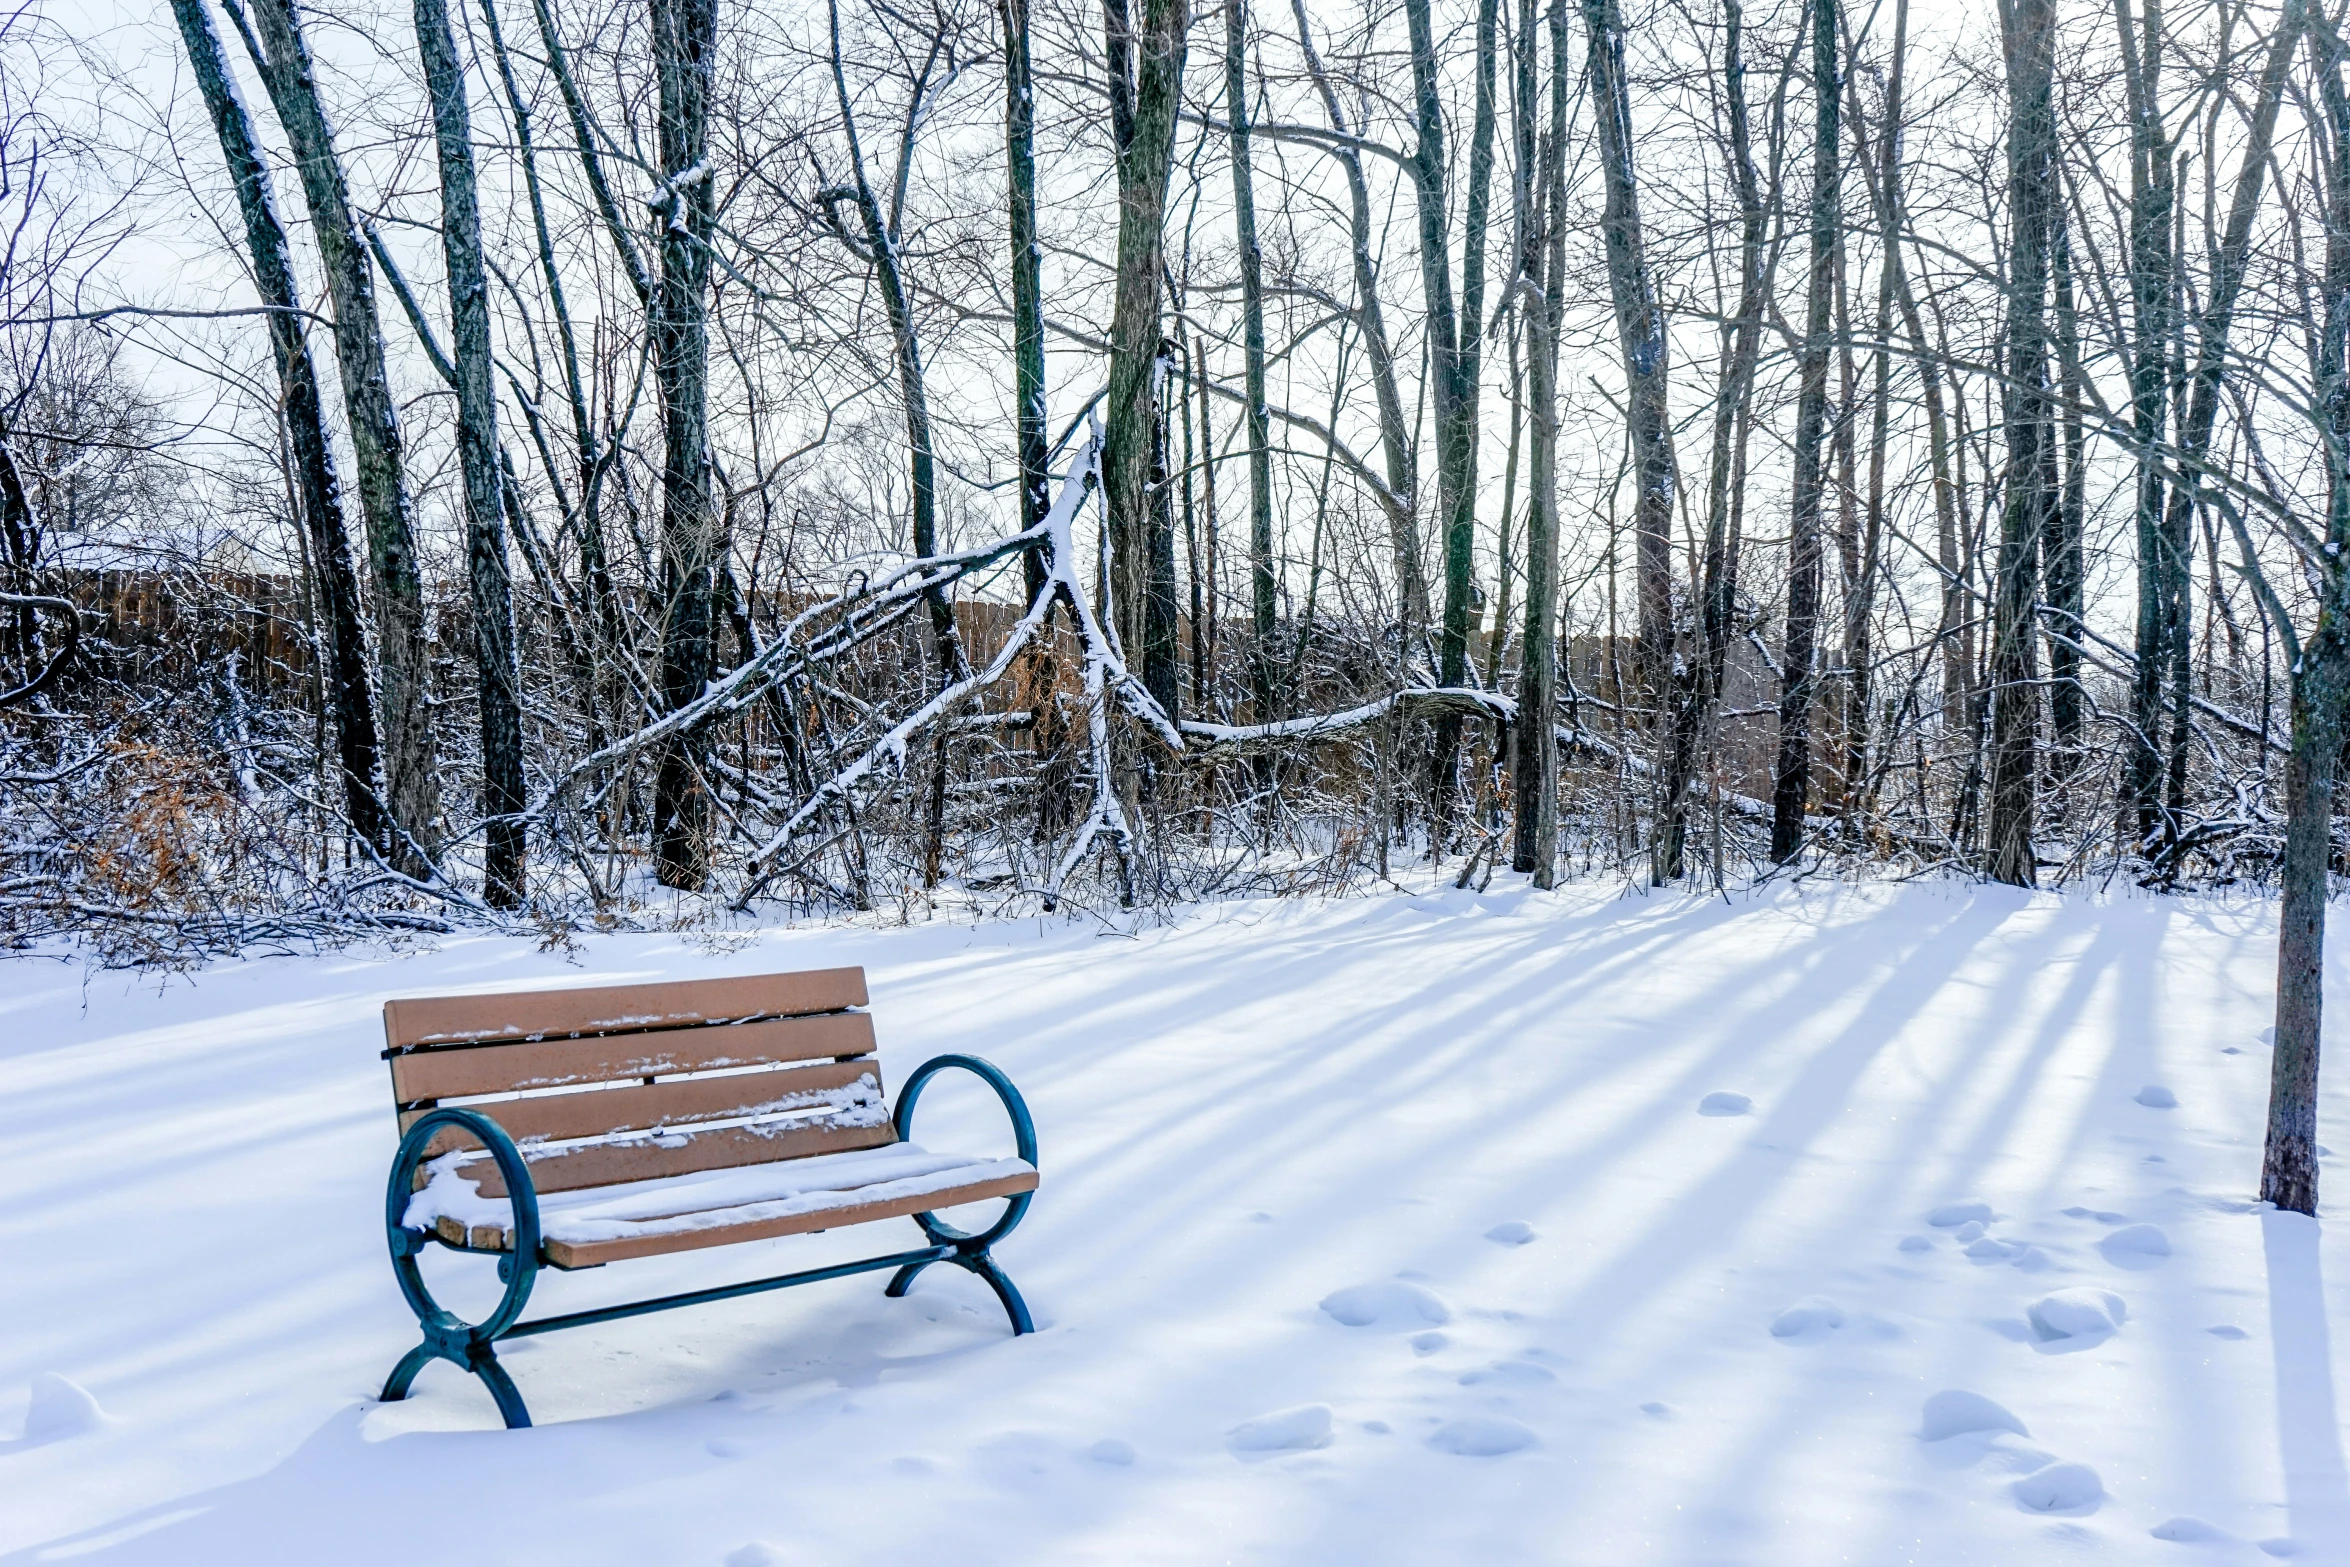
left=2101, top=1223, right=2173, bottom=1266
left=1769, top=1297, right=1846, bottom=1341
left=1921, top=1390, right=2029, bottom=1441
left=20, top=1373, right=109, bottom=1441
left=1320, top=1281, right=1453, bottom=1329
left=1410, top=1331, right=1450, bottom=1357
left=1897, top=1234, right=1934, bottom=1252
left=2151, top=1516, right=2230, bottom=1543
left=1087, top=1438, right=1136, bottom=1466
left=1965, top=1236, right=2024, bottom=1262
left=2028, top=1288, right=2127, bottom=1341
left=1698, top=1091, right=1752, bottom=1116
left=2260, top=1537, right=2306, bottom=1557
left=1484, top=1220, right=1538, bottom=1246
left=2136, top=1085, right=2180, bottom=1109
left=725, top=1545, right=786, bottom=1567
left=2012, top=1460, right=2103, bottom=1514
left=1929, top=1201, right=1995, bottom=1227
left=1428, top=1417, right=1537, bottom=1456
left=2210, top=1324, right=2251, bottom=1340
left=1227, top=1403, right=1335, bottom=1453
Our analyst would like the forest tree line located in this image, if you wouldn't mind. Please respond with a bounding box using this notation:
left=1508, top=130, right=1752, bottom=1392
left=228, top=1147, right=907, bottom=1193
left=3, top=0, right=2348, bottom=1193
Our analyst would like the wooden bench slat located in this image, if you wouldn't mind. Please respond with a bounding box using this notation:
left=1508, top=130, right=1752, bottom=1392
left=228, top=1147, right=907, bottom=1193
left=539, top=1168, right=1040, bottom=1268
left=464, top=1118, right=900, bottom=1198
left=382, top=968, right=869, bottom=1052
left=390, top=1011, right=876, bottom=1104
left=402, top=1058, right=884, bottom=1153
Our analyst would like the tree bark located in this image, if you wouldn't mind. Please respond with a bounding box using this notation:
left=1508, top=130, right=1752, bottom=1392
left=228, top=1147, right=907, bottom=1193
left=1102, top=0, right=1187, bottom=719
left=1511, top=0, right=1567, bottom=886
left=1223, top=0, right=1277, bottom=723
left=416, top=0, right=528, bottom=905
left=1985, top=0, right=2057, bottom=888
left=170, top=0, right=389, bottom=863
left=650, top=0, right=721, bottom=889
left=1772, top=0, right=1838, bottom=865
left=233, top=0, right=440, bottom=874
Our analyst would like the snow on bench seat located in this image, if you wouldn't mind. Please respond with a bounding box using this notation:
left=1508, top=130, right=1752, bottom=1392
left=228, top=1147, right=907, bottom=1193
left=404, top=1141, right=1039, bottom=1268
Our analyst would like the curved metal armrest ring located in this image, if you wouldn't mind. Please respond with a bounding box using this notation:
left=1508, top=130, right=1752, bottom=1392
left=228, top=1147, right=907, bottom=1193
left=384, top=1106, right=543, bottom=1344
left=891, top=1053, right=1037, bottom=1250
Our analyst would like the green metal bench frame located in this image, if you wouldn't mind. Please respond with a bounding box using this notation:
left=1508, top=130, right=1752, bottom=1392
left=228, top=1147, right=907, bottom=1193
left=378, top=1053, right=1036, bottom=1429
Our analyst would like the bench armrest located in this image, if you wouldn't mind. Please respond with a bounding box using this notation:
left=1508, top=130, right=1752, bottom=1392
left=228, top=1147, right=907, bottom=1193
left=891, top=1054, right=1038, bottom=1168
left=385, top=1107, right=544, bottom=1340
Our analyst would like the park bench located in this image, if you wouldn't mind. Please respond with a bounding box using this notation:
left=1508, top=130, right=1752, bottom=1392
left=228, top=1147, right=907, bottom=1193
left=374, top=966, right=1038, bottom=1428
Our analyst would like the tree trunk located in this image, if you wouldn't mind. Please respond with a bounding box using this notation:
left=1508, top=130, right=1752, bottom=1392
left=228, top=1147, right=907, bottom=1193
left=1102, top=0, right=1187, bottom=720
left=234, top=0, right=440, bottom=874
left=650, top=0, right=721, bottom=890
left=1985, top=0, right=2057, bottom=888
left=2045, top=206, right=2087, bottom=789
left=1772, top=0, right=1838, bottom=865
left=1511, top=0, right=1567, bottom=886
left=416, top=0, right=528, bottom=905
left=1223, top=0, right=1277, bottom=722
left=1581, top=0, right=1674, bottom=876
left=171, top=0, right=390, bottom=864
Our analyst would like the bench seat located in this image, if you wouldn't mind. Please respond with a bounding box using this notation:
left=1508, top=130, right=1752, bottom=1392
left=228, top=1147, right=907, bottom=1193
left=405, top=1142, right=1040, bottom=1267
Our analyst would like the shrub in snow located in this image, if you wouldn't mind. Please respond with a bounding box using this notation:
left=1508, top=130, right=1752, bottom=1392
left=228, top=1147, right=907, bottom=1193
left=1697, top=1091, right=1752, bottom=1116
left=1428, top=1417, right=1537, bottom=1456
left=1920, top=1390, right=2029, bottom=1441
left=2027, top=1288, right=2127, bottom=1341
left=2012, top=1460, right=2103, bottom=1513
left=1227, top=1404, right=1335, bottom=1453
left=1318, top=1281, right=1453, bottom=1329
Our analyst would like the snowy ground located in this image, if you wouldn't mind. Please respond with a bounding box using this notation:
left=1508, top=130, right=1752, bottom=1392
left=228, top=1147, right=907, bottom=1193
left=3, top=882, right=2347, bottom=1563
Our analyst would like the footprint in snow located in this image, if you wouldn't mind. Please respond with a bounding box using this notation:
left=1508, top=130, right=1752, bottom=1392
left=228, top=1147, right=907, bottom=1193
left=2260, top=1536, right=2309, bottom=1557
left=1088, top=1438, right=1136, bottom=1466
left=1920, top=1390, right=2029, bottom=1442
left=1697, top=1092, right=1752, bottom=1117
left=1227, top=1404, right=1335, bottom=1455
left=1485, top=1220, right=1538, bottom=1246
left=1768, top=1297, right=1846, bottom=1344
left=2209, top=1324, right=2250, bottom=1340
left=2012, top=1460, right=2103, bottom=1515
left=1929, top=1201, right=1995, bottom=1228
left=1410, top=1331, right=1450, bottom=1357
left=1898, top=1235, right=1935, bottom=1253
left=2099, top=1223, right=2172, bottom=1268
left=1458, top=1359, right=1558, bottom=1388
left=2151, top=1517, right=2231, bottom=1543
left=2136, top=1085, right=2180, bottom=1109
left=725, top=1546, right=788, bottom=1567
left=2026, top=1288, right=2127, bottom=1346
left=1320, top=1281, right=1453, bottom=1329
left=1428, top=1416, right=1537, bottom=1456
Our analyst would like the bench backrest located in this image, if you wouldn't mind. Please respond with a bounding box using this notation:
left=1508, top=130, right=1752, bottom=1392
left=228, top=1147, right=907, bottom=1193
left=383, top=968, right=894, bottom=1197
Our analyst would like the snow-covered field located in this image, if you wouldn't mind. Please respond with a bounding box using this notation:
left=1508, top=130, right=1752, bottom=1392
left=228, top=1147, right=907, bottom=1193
left=3, top=882, right=2346, bottom=1563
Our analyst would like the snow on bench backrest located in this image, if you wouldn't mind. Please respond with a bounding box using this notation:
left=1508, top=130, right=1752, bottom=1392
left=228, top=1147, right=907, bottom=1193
left=382, top=968, right=897, bottom=1198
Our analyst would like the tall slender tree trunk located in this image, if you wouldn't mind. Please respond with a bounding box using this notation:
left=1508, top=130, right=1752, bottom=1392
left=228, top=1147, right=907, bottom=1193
left=1985, top=0, right=2058, bottom=887
left=649, top=0, right=721, bottom=889
left=1581, top=0, right=1674, bottom=871
left=1102, top=0, right=1187, bottom=720
left=2141, top=0, right=2305, bottom=856
left=2260, top=15, right=2350, bottom=1218
left=171, top=0, right=389, bottom=863
left=1223, top=0, right=1277, bottom=722
left=1772, top=0, right=1838, bottom=865
left=1511, top=0, right=1567, bottom=886
left=416, top=0, right=528, bottom=905
left=1409, top=0, right=1497, bottom=827
left=2046, top=206, right=2087, bottom=788
left=2117, top=0, right=2174, bottom=851
left=233, top=0, right=439, bottom=874
left=1005, top=0, right=1050, bottom=556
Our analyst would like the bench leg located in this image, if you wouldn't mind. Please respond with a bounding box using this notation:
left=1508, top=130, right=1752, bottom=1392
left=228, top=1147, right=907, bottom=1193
left=377, top=1336, right=534, bottom=1429
left=883, top=1256, right=939, bottom=1299
left=958, top=1251, right=1034, bottom=1336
